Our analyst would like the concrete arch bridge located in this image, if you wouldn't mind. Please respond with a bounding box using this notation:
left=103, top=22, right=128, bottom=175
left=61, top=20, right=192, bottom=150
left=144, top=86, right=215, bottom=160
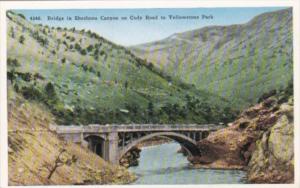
left=53, top=124, right=224, bottom=164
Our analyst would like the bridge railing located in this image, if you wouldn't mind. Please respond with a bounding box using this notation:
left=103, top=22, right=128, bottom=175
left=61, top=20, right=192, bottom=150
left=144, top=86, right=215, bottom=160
left=52, top=123, right=225, bottom=133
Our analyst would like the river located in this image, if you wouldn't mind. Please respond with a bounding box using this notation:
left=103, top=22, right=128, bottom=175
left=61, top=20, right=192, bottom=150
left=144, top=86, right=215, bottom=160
left=129, top=142, right=247, bottom=184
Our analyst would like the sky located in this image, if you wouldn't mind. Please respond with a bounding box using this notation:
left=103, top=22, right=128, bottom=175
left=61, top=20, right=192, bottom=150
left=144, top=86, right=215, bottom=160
left=16, top=7, right=287, bottom=46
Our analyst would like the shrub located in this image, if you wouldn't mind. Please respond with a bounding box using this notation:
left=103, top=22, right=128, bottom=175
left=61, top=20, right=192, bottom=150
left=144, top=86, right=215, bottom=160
left=99, top=50, right=105, bottom=56
left=19, top=35, right=25, bottom=44
left=7, top=71, right=16, bottom=82
left=86, top=45, right=93, bottom=52
left=75, top=43, right=81, bottom=51
left=63, top=40, right=68, bottom=47
left=80, top=49, right=87, bottom=55
left=97, top=71, right=101, bottom=78
left=45, top=82, right=56, bottom=97
left=10, top=27, right=15, bottom=38
left=19, top=72, right=32, bottom=82
left=20, top=86, right=43, bottom=101
left=7, top=58, right=20, bottom=67
left=61, top=58, right=66, bottom=64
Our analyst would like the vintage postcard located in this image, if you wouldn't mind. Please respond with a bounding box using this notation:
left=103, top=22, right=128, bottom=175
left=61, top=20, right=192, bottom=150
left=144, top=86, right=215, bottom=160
left=0, top=0, right=299, bottom=187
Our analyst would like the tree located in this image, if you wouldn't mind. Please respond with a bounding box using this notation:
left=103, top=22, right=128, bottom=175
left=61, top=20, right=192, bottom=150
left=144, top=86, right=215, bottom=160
left=86, top=44, right=93, bottom=52
left=94, top=48, right=99, bottom=55
left=97, top=71, right=101, bottom=78
left=7, top=58, right=20, bottom=67
left=19, top=35, right=25, bottom=44
left=75, top=43, right=81, bottom=51
left=100, top=50, right=105, bottom=56
left=40, top=38, right=49, bottom=47
left=45, top=82, right=56, bottom=97
left=124, top=81, right=129, bottom=90
left=80, top=49, right=87, bottom=55
left=87, top=30, right=92, bottom=36
left=61, top=57, right=66, bottom=64
left=10, top=27, right=15, bottom=38
left=147, top=102, right=154, bottom=117
left=63, top=40, right=68, bottom=48
left=43, top=149, right=77, bottom=180
left=42, top=28, right=47, bottom=35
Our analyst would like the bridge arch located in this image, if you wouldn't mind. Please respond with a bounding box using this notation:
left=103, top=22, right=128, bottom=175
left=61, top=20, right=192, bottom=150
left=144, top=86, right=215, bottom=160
left=84, top=135, right=106, bottom=157
left=118, top=132, right=200, bottom=161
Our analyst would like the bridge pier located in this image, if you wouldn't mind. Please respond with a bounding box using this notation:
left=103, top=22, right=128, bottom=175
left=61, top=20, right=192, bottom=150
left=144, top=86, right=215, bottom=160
left=107, top=132, right=119, bottom=165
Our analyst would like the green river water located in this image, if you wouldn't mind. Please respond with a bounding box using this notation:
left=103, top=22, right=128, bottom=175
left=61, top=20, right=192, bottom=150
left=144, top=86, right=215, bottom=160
left=129, top=142, right=247, bottom=184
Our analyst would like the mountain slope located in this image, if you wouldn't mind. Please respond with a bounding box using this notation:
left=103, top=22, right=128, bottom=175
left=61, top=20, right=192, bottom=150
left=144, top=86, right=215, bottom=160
left=7, top=10, right=236, bottom=125
left=131, top=8, right=293, bottom=109
left=8, top=87, right=136, bottom=185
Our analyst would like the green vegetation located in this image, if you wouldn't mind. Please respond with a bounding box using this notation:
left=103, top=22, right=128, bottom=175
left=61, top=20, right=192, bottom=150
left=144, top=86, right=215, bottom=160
left=131, top=8, right=293, bottom=110
left=18, top=35, right=25, bottom=44
left=7, top=10, right=237, bottom=125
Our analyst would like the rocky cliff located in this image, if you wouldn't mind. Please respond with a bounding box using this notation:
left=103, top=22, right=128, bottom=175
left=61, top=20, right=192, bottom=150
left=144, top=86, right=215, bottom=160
left=189, top=85, right=294, bottom=183
left=247, top=97, right=294, bottom=183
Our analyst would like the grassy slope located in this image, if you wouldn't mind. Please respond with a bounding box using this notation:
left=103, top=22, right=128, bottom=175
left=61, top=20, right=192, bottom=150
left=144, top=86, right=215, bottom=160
left=131, top=8, right=293, bottom=109
left=8, top=86, right=136, bottom=185
left=7, top=11, right=236, bottom=124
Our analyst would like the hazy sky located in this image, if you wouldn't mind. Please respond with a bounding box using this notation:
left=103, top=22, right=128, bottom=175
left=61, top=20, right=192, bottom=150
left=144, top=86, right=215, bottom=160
left=16, top=7, right=287, bottom=46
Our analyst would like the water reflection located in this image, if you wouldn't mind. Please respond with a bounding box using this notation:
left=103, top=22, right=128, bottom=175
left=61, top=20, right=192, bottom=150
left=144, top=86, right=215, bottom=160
left=129, top=142, right=246, bottom=184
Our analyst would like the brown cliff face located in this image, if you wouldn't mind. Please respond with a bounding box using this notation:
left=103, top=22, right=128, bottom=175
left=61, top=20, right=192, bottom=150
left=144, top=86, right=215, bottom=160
left=247, top=99, right=294, bottom=183
left=189, top=90, right=294, bottom=183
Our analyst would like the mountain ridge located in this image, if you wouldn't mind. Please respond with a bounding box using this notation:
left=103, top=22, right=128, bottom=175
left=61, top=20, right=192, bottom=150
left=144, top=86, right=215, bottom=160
left=131, top=8, right=293, bottom=109
left=7, top=10, right=236, bottom=125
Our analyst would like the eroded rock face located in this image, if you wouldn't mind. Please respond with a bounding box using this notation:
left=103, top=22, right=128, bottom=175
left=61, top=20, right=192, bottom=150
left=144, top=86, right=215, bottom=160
left=189, top=93, right=294, bottom=183
left=247, top=99, right=294, bottom=183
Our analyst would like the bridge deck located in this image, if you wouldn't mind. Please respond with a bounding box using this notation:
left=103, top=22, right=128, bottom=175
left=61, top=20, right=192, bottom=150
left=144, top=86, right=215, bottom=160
left=53, top=124, right=226, bottom=134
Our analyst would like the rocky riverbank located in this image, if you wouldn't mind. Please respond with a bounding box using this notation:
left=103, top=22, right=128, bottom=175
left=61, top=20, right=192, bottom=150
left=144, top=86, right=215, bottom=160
left=189, top=86, right=294, bottom=183
left=119, top=147, right=141, bottom=168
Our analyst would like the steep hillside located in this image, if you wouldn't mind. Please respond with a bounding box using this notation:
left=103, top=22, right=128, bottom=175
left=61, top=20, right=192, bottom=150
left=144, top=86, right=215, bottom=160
left=7, top=10, right=236, bottom=125
left=131, top=8, right=293, bottom=109
left=8, top=86, right=136, bottom=185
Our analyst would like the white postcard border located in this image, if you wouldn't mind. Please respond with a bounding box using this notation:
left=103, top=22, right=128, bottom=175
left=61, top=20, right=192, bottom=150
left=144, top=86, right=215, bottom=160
left=0, top=1, right=299, bottom=188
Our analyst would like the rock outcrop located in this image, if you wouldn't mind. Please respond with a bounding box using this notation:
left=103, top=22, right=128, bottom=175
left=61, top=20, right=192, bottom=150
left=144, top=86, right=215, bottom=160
left=119, top=147, right=141, bottom=168
left=189, top=87, right=294, bottom=183
left=247, top=98, right=294, bottom=183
